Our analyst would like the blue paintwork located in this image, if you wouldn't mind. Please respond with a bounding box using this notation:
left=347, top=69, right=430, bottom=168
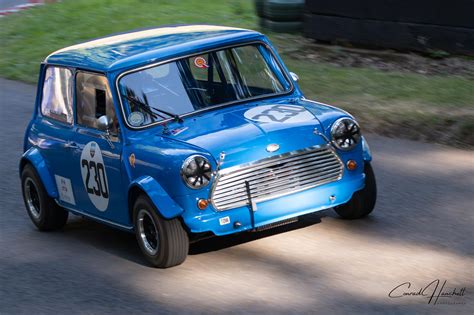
left=22, top=25, right=373, bottom=235
left=361, top=136, right=372, bottom=161
left=21, top=147, right=58, bottom=198
left=178, top=173, right=364, bottom=235
left=45, top=25, right=262, bottom=73
left=129, top=176, right=185, bottom=219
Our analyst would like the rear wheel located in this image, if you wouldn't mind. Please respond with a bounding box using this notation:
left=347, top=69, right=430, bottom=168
left=133, top=195, right=189, bottom=268
left=21, top=164, right=68, bottom=231
left=334, top=162, right=377, bottom=219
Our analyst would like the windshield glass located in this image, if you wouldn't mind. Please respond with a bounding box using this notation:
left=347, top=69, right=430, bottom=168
left=118, top=44, right=291, bottom=127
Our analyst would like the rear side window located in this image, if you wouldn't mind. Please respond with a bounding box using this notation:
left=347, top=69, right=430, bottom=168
left=41, top=67, right=73, bottom=124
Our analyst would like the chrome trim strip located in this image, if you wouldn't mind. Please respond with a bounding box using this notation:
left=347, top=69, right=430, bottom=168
left=213, top=168, right=342, bottom=205
left=218, top=145, right=328, bottom=176
left=215, top=159, right=340, bottom=193
left=210, top=145, right=344, bottom=211
left=214, top=162, right=341, bottom=196
left=215, top=175, right=342, bottom=210
left=114, top=40, right=294, bottom=131
left=218, top=150, right=334, bottom=179
left=214, top=166, right=341, bottom=201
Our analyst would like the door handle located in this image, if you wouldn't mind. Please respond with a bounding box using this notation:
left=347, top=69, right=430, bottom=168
left=65, top=141, right=79, bottom=149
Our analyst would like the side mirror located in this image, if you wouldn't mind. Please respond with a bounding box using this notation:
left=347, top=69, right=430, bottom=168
left=97, top=115, right=111, bottom=132
left=289, top=72, right=299, bottom=82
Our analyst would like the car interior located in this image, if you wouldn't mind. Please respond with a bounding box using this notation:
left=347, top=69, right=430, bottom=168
left=76, top=73, right=119, bottom=135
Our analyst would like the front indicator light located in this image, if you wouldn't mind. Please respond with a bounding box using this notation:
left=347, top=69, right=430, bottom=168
left=347, top=160, right=357, bottom=171
left=197, top=199, right=209, bottom=210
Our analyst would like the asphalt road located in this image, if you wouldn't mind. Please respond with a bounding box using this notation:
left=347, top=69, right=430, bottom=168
left=0, top=78, right=473, bottom=314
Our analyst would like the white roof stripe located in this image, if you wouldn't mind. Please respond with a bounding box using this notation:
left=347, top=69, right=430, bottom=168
left=46, top=25, right=246, bottom=60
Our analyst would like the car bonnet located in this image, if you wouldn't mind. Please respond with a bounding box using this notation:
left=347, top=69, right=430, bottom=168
left=161, top=101, right=333, bottom=169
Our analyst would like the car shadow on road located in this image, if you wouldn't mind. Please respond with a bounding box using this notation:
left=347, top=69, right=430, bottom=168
left=63, top=216, right=147, bottom=266
left=61, top=210, right=327, bottom=266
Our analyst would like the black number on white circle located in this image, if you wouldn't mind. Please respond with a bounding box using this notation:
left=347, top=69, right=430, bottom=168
left=81, top=159, right=109, bottom=199
left=251, top=105, right=306, bottom=123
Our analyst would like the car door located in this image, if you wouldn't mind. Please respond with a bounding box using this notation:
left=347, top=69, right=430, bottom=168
left=69, top=71, right=128, bottom=225
left=35, top=66, right=78, bottom=207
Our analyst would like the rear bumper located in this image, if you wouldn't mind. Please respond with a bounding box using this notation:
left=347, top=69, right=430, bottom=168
left=179, top=172, right=365, bottom=236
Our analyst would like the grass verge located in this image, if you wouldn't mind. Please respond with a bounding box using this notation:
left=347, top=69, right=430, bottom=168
left=1, top=0, right=473, bottom=146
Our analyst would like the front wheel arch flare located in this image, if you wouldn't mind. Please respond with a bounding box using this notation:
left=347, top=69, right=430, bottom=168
left=361, top=136, right=372, bottom=162
left=127, top=176, right=185, bottom=223
left=128, top=185, right=145, bottom=224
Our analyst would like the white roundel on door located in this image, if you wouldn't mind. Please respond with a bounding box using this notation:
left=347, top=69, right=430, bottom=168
left=80, top=141, right=109, bottom=211
left=244, top=104, right=315, bottom=123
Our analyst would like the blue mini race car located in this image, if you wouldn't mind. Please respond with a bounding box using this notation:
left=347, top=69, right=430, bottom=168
left=20, top=25, right=376, bottom=268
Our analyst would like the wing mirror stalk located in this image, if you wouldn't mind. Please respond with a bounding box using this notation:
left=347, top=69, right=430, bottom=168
left=97, top=115, right=115, bottom=149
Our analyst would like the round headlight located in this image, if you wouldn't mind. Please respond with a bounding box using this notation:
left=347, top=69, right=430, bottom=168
left=331, top=118, right=361, bottom=151
left=181, top=155, right=212, bottom=189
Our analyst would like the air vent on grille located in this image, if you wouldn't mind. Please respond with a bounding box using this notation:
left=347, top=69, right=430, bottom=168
left=211, top=145, right=343, bottom=211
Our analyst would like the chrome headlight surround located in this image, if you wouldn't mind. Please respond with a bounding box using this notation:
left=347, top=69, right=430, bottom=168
left=330, top=118, right=361, bottom=151
left=180, top=155, right=212, bottom=189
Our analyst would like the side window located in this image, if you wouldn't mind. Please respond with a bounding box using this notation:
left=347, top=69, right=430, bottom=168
left=76, top=72, right=118, bottom=134
left=41, top=67, right=73, bottom=124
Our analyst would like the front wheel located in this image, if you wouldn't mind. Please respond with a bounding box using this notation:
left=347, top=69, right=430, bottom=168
left=133, top=195, right=189, bottom=268
left=334, top=162, right=377, bottom=219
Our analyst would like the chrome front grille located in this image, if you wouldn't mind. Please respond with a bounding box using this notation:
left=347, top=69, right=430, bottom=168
left=211, top=145, right=344, bottom=211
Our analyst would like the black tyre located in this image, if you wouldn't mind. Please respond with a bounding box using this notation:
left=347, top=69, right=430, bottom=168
left=255, top=0, right=265, bottom=18
left=263, top=0, right=305, bottom=21
left=21, top=164, right=68, bottom=231
left=260, top=18, right=303, bottom=33
left=334, top=163, right=377, bottom=219
left=133, top=195, right=189, bottom=268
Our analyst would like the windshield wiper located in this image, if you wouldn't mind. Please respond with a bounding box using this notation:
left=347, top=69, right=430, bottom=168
left=121, top=93, right=183, bottom=123
left=122, top=94, right=164, bottom=120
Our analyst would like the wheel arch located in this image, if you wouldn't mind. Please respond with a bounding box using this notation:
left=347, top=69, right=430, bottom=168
left=361, top=136, right=373, bottom=162
left=128, top=176, right=185, bottom=224
left=20, top=147, right=58, bottom=199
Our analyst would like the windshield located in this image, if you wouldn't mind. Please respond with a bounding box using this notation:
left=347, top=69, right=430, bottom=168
left=118, top=44, right=291, bottom=127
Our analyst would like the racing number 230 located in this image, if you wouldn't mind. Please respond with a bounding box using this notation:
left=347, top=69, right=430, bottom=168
left=81, top=159, right=109, bottom=198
